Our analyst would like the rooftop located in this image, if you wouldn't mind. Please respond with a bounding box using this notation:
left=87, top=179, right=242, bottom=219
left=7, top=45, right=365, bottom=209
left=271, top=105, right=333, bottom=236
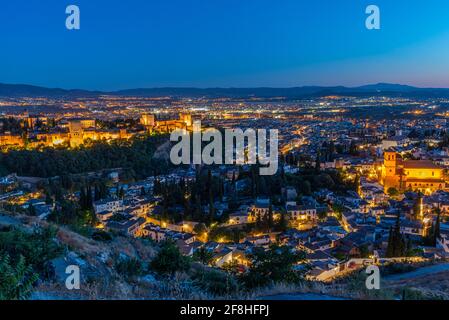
left=403, top=160, right=440, bottom=169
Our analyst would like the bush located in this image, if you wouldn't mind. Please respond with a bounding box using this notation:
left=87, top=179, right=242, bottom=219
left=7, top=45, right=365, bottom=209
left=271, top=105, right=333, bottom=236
left=150, top=241, right=191, bottom=276
left=192, top=247, right=213, bottom=265
left=380, top=262, right=418, bottom=275
left=0, top=253, right=39, bottom=300
left=91, top=230, right=113, bottom=242
left=114, top=257, right=145, bottom=279
left=192, top=269, right=239, bottom=296
left=193, top=223, right=207, bottom=235
left=240, top=245, right=306, bottom=289
left=0, top=226, right=63, bottom=278
left=401, top=287, right=444, bottom=300
left=208, top=227, right=233, bottom=243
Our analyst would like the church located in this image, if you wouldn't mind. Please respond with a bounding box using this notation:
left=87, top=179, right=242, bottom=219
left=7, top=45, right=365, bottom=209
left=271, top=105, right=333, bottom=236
left=381, top=151, right=446, bottom=195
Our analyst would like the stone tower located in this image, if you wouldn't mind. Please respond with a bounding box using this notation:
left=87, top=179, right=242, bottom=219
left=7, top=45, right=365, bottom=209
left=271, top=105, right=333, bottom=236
left=384, top=151, right=397, bottom=177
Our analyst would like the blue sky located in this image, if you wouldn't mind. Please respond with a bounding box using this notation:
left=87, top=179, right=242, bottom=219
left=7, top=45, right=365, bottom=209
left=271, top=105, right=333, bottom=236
left=1, top=0, right=449, bottom=90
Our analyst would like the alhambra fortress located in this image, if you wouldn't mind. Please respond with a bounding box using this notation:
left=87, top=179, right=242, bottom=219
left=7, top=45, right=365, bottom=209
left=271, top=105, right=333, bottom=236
left=381, top=150, right=447, bottom=195
left=0, top=112, right=195, bottom=149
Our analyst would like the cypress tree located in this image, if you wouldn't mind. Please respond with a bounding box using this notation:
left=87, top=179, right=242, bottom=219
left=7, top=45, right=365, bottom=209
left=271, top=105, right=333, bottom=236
left=392, top=213, right=402, bottom=257
left=386, top=213, right=406, bottom=257
left=79, top=187, right=87, bottom=210
left=278, top=209, right=288, bottom=232
left=386, top=227, right=394, bottom=258
left=94, top=185, right=100, bottom=201
left=251, top=166, right=256, bottom=199
left=86, top=185, right=93, bottom=209
left=208, top=188, right=214, bottom=224
left=195, top=194, right=202, bottom=222
left=434, top=208, right=441, bottom=246
left=413, top=193, right=423, bottom=219
left=315, top=152, right=321, bottom=173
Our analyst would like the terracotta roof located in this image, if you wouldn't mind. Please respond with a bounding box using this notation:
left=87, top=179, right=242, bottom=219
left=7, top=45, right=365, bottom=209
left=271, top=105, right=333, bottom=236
left=403, top=160, right=440, bottom=169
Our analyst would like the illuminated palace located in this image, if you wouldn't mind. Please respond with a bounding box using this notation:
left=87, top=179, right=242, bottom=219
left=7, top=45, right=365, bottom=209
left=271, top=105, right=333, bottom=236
left=140, top=112, right=194, bottom=133
left=381, top=150, right=447, bottom=195
left=33, top=118, right=132, bottom=148
left=0, top=113, right=196, bottom=149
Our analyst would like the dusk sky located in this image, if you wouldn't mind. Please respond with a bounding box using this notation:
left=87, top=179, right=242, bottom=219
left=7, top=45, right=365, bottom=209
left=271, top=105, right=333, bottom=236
left=1, top=0, right=449, bottom=90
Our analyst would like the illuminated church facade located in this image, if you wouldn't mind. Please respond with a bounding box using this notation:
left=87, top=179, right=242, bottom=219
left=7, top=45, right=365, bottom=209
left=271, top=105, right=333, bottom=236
left=381, top=151, right=446, bottom=195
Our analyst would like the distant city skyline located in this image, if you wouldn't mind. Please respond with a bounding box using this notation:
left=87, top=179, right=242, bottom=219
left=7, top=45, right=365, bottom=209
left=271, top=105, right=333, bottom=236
left=1, top=0, right=449, bottom=90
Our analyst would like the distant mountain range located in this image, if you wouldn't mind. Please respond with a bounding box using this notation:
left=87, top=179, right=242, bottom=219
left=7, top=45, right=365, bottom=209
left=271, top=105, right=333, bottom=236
left=1, top=82, right=449, bottom=99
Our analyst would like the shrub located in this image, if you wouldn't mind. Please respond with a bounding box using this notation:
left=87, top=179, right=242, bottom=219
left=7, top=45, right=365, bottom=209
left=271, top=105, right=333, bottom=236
left=240, top=245, right=306, bottom=289
left=91, top=230, right=113, bottom=242
left=150, top=241, right=190, bottom=276
left=114, top=257, right=145, bottom=279
left=192, top=269, right=239, bottom=296
left=0, top=253, right=39, bottom=300
left=0, top=226, right=63, bottom=277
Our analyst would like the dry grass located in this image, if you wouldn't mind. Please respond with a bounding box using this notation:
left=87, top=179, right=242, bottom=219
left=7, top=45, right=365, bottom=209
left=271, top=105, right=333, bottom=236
left=57, top=227, right=105, bottom=255
left=384, top=271, right=449, bottom=300
left=243, top=281, right=351, bottom=300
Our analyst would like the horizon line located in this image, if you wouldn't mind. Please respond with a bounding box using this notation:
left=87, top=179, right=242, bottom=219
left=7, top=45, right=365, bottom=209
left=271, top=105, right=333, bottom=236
left=2, top=81, right=449, bottom=92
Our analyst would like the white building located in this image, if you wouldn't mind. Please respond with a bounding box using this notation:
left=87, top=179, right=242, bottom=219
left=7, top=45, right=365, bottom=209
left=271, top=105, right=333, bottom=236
left=94, top=198, right=124, bottom=214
